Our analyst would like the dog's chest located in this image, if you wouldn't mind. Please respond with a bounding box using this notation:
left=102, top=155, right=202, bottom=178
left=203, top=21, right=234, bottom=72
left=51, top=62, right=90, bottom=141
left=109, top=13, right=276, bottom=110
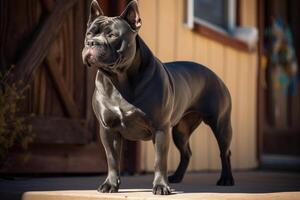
left=92, top=74, right=153, bottom=141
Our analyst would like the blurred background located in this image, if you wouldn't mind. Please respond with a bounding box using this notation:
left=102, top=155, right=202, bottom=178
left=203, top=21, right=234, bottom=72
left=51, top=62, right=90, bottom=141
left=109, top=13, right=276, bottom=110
left=0, top=0, right=299, bottom=175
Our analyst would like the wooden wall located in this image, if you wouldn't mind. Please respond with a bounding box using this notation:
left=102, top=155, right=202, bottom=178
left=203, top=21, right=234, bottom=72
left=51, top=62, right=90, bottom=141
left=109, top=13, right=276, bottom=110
left=0, top=0, right=108, bottom=173
left=138, top=0, right=258, bottom=171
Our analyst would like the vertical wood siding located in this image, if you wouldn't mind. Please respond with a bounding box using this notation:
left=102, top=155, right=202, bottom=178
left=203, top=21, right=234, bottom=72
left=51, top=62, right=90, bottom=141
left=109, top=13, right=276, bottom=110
left=139, top=0, right=258, bottom=171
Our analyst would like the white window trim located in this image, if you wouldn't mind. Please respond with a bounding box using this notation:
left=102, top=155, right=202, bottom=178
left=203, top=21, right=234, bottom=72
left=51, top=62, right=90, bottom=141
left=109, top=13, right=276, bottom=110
left=227, top=0, right=236, bottom=31
left=186, top=0, right=194, bottom=29
left=186, top=0, right=236, bottom=34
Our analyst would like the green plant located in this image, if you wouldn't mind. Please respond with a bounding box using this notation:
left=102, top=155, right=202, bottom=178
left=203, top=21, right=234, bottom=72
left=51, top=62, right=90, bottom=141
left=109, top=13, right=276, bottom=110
left=0, top=66, right=34, bottom=168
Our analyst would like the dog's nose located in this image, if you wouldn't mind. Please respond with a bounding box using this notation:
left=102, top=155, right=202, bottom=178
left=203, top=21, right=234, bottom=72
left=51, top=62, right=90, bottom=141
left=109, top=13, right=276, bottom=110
left=86, top=39, right=100, bottom=47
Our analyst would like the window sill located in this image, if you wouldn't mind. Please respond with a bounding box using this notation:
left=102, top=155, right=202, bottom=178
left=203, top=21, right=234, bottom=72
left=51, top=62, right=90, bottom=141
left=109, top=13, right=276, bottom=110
left=193, top=23, right=256, bottom=53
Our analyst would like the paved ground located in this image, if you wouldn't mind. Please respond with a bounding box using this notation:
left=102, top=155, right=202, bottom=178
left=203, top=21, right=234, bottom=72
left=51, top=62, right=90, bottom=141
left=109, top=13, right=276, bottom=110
left=1, top=171, right=300, bottom=200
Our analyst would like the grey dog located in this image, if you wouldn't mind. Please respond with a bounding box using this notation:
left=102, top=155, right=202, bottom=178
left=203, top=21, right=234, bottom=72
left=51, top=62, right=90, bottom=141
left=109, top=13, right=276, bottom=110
left=82, top=0, right=234, bottom=195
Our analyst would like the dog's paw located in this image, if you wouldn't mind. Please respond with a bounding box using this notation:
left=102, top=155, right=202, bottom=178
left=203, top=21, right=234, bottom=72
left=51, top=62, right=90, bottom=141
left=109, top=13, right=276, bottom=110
left=216, top=175, right=235, bottom=186
left=153, top=184, right=171, bottom=195
left=97, top=181, right=119, bottom=193
left=168, top=174, right=182, bottom=183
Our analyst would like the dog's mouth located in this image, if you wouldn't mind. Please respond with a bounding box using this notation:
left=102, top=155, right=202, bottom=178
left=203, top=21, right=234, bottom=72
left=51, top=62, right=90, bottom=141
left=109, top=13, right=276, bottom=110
left=105, top=55, right=122, bottom=69
left=83, top=48, right=122, bottom=70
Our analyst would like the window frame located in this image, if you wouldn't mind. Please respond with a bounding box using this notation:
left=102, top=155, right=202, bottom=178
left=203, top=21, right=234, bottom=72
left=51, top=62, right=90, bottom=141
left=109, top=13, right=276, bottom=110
left=192, top=0, right=236, bottom=33
left=186, top=0, right=253, bottom=52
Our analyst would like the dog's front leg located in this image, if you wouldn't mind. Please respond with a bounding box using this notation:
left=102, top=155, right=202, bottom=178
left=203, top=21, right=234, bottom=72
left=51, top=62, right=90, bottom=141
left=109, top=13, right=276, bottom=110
left=153, top=128, right=171, bottom=195
left=98, top=125, right=123, bottom=193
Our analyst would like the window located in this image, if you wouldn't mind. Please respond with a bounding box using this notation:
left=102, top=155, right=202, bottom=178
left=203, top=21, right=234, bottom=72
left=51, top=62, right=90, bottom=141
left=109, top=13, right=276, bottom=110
left=185, top=0, right=256, bottom=52
left=186, top=0, right=236, bottom=33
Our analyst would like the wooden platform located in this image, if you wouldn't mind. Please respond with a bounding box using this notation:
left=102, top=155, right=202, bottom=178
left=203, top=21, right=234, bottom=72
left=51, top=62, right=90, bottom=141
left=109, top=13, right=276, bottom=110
left=1, top=171, right=299, bottom=200
left=23, top=189, right=300, bottom=200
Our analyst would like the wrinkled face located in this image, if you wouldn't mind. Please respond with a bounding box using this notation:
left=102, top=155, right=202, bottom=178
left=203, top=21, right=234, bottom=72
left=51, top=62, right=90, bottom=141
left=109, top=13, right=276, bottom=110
left=82, top=0, right=142, bottom=72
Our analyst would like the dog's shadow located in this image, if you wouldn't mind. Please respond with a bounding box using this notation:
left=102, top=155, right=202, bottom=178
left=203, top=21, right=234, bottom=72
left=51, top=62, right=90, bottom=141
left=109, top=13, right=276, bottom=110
left=119, top=182, right=300, bottom=194
left=117, top=189, right=182, bottom=195
left=117, top=189, right=151, bottom=193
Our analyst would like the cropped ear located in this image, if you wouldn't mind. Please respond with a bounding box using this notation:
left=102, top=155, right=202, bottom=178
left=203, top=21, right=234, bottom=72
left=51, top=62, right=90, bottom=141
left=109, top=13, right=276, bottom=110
left=88, top=0, right=104, bottom=26
left=120, top=0, right=142, bottom=31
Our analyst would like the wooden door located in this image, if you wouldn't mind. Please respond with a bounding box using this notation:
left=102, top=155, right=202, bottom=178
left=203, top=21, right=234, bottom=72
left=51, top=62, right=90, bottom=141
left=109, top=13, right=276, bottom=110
left=258, top=0, right=300, bottom=157
left=0, top=0, right=110, bottom=173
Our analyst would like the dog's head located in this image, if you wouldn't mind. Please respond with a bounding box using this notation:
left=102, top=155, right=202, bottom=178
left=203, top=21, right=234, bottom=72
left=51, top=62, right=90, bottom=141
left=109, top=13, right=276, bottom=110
left=82, top=0, right=142, bottom=72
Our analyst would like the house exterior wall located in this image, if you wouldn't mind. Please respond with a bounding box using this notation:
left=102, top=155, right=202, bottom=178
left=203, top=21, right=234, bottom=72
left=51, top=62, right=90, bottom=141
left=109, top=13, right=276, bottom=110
left=138, top=0, right=258, bottom=171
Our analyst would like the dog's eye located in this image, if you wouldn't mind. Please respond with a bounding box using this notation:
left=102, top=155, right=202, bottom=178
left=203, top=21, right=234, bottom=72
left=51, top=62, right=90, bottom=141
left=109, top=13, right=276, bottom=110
left=107, top=33, right=118, bottom=39
left=90, top=26, right=100, bottom=35
left=86, top=32, right=93, bottom=37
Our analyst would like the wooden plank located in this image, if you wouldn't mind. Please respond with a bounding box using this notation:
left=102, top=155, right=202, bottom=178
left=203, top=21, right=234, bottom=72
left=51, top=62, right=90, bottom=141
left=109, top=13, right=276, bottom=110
left=41, top=0, right=55, bottom=12
left=156, top=0, right=176, bottom=62
left=143, top=141, right=154, bottom=172
left=22, top=189, right=300, bottom=200
left=38, top=64, right=47, bottom=114
left=43, top=0, right=67, bottom=117
left=45, top=49, right=81, bottom=119
left=139, top=0, right=158, bottom=53
left=30, top=116, right=89, bottom=144
left=85, top=67, right=97, bottom=141
left=10, top=0, right=79, bottom=89
left=236, top=52, right=250, bottom=169
left=249, top=53, right=258, bottom=168
left=256, top=0, right=264, bottom=163
left=64, top=10, right=74, bottom=94
left=240, top=0, right=248, bottom=26
left=33, top=68, right=41, bottom=114
left=74, top=0, right=86, bottom=117
left=224, top=47, right=240, bottom=169
left=0, top=0, right=8, bottom=70
left=175, top=0, right=194, bottom=61
left=96, top=0, right=109, bottom=15
left=240, top=0, right=257, bottom=27
left=2, top=143, right=106, bottom=173
left=44, top=63, right=65, bottom=117
left=206, top=41, right=225, bottom=170
left=290, top=88, right=300, bottom=128
left=195, top=35, right=210, bottom=66
left=42, top=30, right=65, bottom=117
left=207, top=40, right=225, bottom=79
left=189, top=124, right=210, bottom=171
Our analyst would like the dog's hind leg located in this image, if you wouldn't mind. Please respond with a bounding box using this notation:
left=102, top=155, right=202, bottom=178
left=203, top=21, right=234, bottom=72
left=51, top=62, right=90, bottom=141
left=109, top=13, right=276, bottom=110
left=206, top=113, right=234, bottom=186
left=168, top=112, right=201, bottom=183
left=168, top=127, right=192, bottom=183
